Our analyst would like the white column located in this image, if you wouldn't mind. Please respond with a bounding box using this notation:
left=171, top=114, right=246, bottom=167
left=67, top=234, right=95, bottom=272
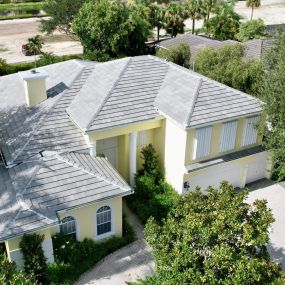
left=89, top=141, right=97, bottom=157
left=129, top=131, right=137, bottom=186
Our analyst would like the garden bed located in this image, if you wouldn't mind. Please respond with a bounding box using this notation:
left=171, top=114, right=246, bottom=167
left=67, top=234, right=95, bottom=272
left=48, top=215, right=135, bottom=285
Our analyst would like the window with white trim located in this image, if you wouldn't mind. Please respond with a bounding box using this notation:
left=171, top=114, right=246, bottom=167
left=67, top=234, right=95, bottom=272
left=193, top=126, right=213, bottom=159
left=219, top=120, right=238, bottom=153
left=60, top=216, right=76, bottom=237
left=96, top=206, right=111, bottom=236
left=241, top=116, right=259, bottom=146
left=137, top=131, right=148, bottom=147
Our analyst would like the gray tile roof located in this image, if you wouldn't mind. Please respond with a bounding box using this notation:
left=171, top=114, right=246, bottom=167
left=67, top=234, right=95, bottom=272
left=158, top=34, right=274, bottom=61
left=0, top=55, right=263, bottom=240
left=68, top=56, right=169, bottom=132
left=0, top=151, right=131, bottom=241
left=0, top=59, right=132, bottom=241
left=0, top=60, right=90, bottom=164
left=66, top=55, right=262, bottom=132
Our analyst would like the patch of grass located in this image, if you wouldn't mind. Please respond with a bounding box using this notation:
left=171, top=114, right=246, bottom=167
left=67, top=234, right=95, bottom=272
left=0, top=2, right=43, bottom=12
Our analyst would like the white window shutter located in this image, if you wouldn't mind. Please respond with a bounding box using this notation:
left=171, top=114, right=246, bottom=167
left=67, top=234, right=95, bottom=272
left=194, top=126, right=212, bottom=159
left=242, top=116, right=259, bottom=146
left=137, top=131, right=147, bottom=147
left=219, top=120, right=238, bottom=153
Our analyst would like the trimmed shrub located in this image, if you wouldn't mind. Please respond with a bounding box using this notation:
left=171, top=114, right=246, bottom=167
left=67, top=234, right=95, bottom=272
left=128, top=144, right=179, bottom=224
left=20, top=233, right=48, bottom=284
left=0, top=58, right=9, bottom=76
left=48, top=215, right=135, bottom=284
left=0, top=254, right=37, bottom=285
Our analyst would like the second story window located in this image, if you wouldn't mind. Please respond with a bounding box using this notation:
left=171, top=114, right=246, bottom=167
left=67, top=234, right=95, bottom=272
left=219, top=120, right=238, bottom=153
left=241, top=116, right=260, bottom=147
left=193, top=126, right=213, bottom=160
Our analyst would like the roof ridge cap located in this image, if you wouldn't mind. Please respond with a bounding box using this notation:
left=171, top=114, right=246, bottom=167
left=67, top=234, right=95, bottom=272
left=188, top=68, right=263, bottom=104
left=85, top=57, right=132, bottom=131
left=56, top=152, right=129, bottom=191
left=185, top=78, right=202, bottom=127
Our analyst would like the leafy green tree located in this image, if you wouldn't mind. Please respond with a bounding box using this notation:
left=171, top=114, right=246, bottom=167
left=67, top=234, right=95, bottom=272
left=127, top=3, right=152, bottom=56
left=41, top=0, right=86, bottom=34
left=184, top=0, right=205, bottom=34
left=72, top=0, right=149, bottom=59
left=20, top=233, right=48, bottom=284
left=246, top=0, right=261, bottom=20
left=259, top=35, right=285, bottom=181
left=204, top=1, right=240, bottom=40
left=0, top=254, right=37, bottom=285
left=235, top=19, right=267, bottom=42
left=157, top=43, right=191, bottom=67
left=195, top=44, right=264, bottom=96
left=140, top=182, right=285, bottom=284
left=164, top=3, right=186, bottom=38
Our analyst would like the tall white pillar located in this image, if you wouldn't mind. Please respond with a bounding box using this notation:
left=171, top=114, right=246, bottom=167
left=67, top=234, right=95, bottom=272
left=89, top=141, right=96, bottom=157
left=129, top=131, right=137, bottom=186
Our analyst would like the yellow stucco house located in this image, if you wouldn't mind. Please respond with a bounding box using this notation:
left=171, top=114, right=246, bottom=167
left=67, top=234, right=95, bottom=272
left=0, top=56, right=271, bottom=268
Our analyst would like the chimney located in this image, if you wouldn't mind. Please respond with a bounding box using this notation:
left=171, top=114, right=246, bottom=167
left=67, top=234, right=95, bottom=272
left=19, top=69, right=49, bottom=108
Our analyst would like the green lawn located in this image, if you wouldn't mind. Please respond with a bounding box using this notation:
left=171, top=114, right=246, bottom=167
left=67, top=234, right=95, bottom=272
left=0, top=2, right=43, bottom=11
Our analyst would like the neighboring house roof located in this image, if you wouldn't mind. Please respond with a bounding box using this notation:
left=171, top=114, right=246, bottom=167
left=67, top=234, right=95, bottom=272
left=0, top=151, right=131, bottom=242
left=158, top=33, right=274, bottom=61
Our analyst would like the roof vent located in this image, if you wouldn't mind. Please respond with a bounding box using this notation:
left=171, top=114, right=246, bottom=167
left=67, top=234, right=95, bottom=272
left=19, top=69, right=49, bottom=108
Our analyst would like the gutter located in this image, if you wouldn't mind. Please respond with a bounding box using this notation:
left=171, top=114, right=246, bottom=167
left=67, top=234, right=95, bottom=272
left=56, top=189, right=134, bottom=215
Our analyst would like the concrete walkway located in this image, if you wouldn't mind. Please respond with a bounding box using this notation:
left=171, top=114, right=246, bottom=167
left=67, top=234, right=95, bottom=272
left=75, top=202, right=154, bottom=285
left=247, top=180, right=285, bottom=271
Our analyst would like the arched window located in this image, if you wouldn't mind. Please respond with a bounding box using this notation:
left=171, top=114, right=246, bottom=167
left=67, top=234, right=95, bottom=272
left=60, top=216, right=76, bottom=237
left=96, top=206, right=111, bottom=236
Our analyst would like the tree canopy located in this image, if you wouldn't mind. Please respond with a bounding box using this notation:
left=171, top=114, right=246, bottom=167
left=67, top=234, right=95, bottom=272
left=72, top=0, right=150, bottom=59
left=41, top=0, right=86, bottom=35
left=204, top=1, right=241, bottom=40
left=135, top=182, right=285, bottom=285
left=195, top=44, right=264, bottom=96
left=156, top=43, right=190, bottom=67
left=235, top=19, right=267, bottom=42
left=259, top=35, right=285, bottom=181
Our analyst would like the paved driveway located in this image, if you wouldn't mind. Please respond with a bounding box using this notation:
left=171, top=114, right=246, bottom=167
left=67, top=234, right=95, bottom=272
left=247, top=179, right=285, bottom=270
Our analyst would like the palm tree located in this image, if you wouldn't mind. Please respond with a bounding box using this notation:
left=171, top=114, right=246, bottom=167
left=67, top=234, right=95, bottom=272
left=202, top=0, right=218, bottom=21
left=246, top=0, right=261, bottom=20
left=164, top=3, right=187, bottom=37
left=148, top=3, right=165, bottom=41
left=184, top=0, right=205, bottom=34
